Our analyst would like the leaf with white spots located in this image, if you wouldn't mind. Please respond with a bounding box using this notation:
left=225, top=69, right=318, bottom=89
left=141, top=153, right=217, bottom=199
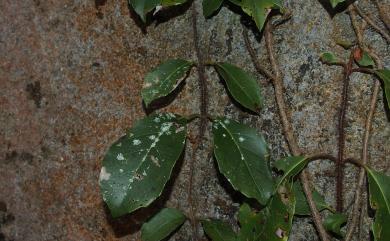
left=141, top=208, right=186, bottom=241
left=99, top=113, right=187, bottom=218
left=142, top=59, right=193, bottom=107
left=215, top=62, right=263, bottom=113
left=366, top=167, right=390, bottom=241
left=212, top=117, right=274, bottom=205
left=255, top=183, right=296, bottom=241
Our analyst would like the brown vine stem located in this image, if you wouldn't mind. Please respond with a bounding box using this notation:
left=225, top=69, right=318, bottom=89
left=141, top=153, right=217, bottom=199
left=373, top=0, right=390, bottom=30
left=353, top=4, right=390, bottom=43
left=336, top=50, right=354, bottom=212
left=264, top=22, right=330, bottom=241
left=344, top=5, right=383, bottom=241
left=188, top=2, right=208, bottom=241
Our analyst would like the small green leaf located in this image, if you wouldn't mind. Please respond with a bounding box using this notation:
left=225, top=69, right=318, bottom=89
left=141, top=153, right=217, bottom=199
left=241, top=0, right=283, bottom=31
left=129, top=0, right=161, bottom=22
left=330, top=0, right=345, bottom=8
left=274, top=156, right=308, bottom=188
left=366, top=168, right=390, bottom=241
left=202, top=0, right=224, bottom=17
left=202, top=220, right=237, bottom=241
left=237, top=203, right=263, bottom=241
left=141, top=208, right=186, bottom=241
left=256, top=184, right=296, bottom=241
left=142, top=59, right=193, bottom=107
left=323, top=213, right=347, bottom=237
left=356, top=52, right=375, bottom=67
left=215, top=62, right=263, bottom=113
left=99, top=113, right=187, bottom=217
left=293, top=181, right=332, bottom=215
left=320, top=52, right=341, bottom=65
left=335, top=39, right=354, bottom=49
left=212, top=118, right=274, bottom=205
left=375, top=68, right=390, bottom=109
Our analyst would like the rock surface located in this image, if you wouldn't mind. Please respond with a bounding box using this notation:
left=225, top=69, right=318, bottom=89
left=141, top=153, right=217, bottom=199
left=0, top=0, right=389, bottom=240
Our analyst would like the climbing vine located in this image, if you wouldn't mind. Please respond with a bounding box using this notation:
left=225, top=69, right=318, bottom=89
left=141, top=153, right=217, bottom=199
left=99, top=0, right=390, bottom=241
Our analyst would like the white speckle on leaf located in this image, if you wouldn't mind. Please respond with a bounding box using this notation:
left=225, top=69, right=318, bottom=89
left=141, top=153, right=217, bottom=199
left=116, top=142, right=122, bottom=147
left=119, top=169, right=124, bottom=173
left=161, top=122, right=172, bottom=132
left=116, top=153, right=125, bottom=161
left=133, top=139, right=141, bottom=145
left=99, top=167, right=111, bottom=182
left=149, top=135, right=156, bottom=140
left=275, top=228, right=285, bottom=238
left=175, top=126, right=185, bottom=133
left=151, top=155, right=161, bottom=167
left=239, top=137, right=245, bottom=142
left=241, top=155, right=245, bottom=160
left=222, top=134, right=226, bottom=137
left=224, top=119, right=230, bottom=124
left=154, top=117, right=160, bottom=123
left=143, top=82, right=152, bottom=88
left=142, top=170, right=147, bottom=176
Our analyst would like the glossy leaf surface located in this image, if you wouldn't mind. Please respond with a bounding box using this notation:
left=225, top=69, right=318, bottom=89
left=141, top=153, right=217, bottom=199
left=293, top=181, right=331, bottom=215
left=202, top=0, right=224, bottom=17
left=366, top=168, right=390, bottom=241
left=375, top=68, right=390, bottom=109
left=202, top=220, right=237, bottom=241
left=141, top=208, right=186, bottom=241
left=100, top=113, right=187, bottom=217
left=274, top=156, right=308, bottom=187
left=142, top=59, right=192, bottom=107
left=323, top=213, right=347, bottom=237
left=330, top=0, right=345, bottom=8
left=241, top=0, right=283, bottom=30
left=212, top=117, right=274, bottom=205
left=129, top=0, right=160, bottom=22
left=215, top=62, right=263, bottom=113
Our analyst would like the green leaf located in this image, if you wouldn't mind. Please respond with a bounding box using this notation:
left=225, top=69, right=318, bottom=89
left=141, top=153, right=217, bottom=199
left=292, top=181, right=332, bottom=215
left=202, top=220, right=237, bottom=241
left=237, top=203, right=263, bottom=241
left=274, top=156, right=308, bottom=188
left=323, top=213, right=347, bottom=237
left=99, top=113, right=187, bottom=217
left=256, top=184, right=296, bottom=241
left=375, top=68, right=390, bottom=109
left=356, top=52, right=375, bottom=67
left=366, top=168, right=390, bottom=241
left=241, top=0, right=282, bottom=31
left=142, top=59, right=193, bottom=107
left=202, top=0, right=224, bottom=17
left=212, top=118, right=274, bottom=205
left=161, top=0, right=188, bottom=6
left=320, top=52, right=341, bottom=65
left=129, top=0, right=161, bottom=22
left=330, top=0, right=345, bottom=8
left=141, top=208, right=186, bottom=241
left=215, top=62, right=263, bottom=113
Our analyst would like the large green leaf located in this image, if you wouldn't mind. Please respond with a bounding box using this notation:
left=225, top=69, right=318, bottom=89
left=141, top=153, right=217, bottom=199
left=142, top=59, right=193, bottom=107
left=323, top=213, right=347, bottom=237
left=375, top=68, right=390, bottom=109
left=212, top=118, right=274, bottom=205
left=129, top=0, right=161, bottom=22
left=141, top=208, right=186, bottom=241
left=330, top=0, right=345, bottom=8
left=99, top=113, right=187, bottom=217
left=241, top=0, right=282, bottom=31
left=292, top=181, right=332, bottom=215
left=366, top=168, right=390, bottom=241
left=237, top=203, right=263, bottom=241
left=215, top=62, right=263, bottom=113
left=274, top=156, right=308, bottom=188
left=256, top=184, right=296, bottom=241
left=202, top=220, right=237, bottom=241
left=202, top=0, right=224, bottom=18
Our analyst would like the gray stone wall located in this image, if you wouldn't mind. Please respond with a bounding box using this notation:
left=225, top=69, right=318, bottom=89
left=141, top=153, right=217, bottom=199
left=0, top=0, right=388, bottom=240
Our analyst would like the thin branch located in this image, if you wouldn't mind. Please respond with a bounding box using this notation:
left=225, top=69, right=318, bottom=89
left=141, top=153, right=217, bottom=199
left=264, top=22, right=330, bottom=241
left=353, top=4, right=390, bottom=43
left=242, top=28, right=276, bottom=82
left=373, top=0, right=390, bottom=30
left=344, top=5, right=383, bottom=241
left=188, top=3, right=209, bottom=241
left=351, top=67, right=376, bottom=74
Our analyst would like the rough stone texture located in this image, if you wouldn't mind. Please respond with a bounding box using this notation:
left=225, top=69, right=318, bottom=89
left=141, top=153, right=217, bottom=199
left=0, top=0, right=389, bottom=240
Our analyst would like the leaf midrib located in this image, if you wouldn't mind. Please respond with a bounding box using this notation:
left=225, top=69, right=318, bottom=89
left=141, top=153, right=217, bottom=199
left=219, top=121, right=265, bottom=199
